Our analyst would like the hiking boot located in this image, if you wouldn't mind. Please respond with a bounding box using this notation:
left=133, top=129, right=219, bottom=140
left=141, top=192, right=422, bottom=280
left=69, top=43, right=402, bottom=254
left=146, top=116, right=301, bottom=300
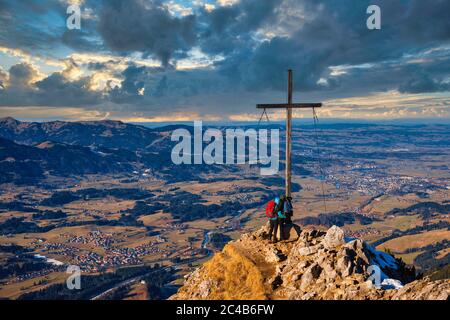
left=271, top=238, right=278, bottom=244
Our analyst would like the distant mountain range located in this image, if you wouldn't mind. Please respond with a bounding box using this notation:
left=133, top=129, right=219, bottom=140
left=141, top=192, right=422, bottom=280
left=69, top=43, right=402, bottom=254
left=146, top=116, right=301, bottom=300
left=0, top=137, right=136, bottom=184
left=0, top=117, right=234, bottom=184
left=0, top=117, right=161, bottom=151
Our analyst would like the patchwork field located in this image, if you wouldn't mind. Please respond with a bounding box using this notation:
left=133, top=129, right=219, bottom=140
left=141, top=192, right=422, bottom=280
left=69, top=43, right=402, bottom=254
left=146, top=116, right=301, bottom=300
left=377, top=229, right=450, bottom=253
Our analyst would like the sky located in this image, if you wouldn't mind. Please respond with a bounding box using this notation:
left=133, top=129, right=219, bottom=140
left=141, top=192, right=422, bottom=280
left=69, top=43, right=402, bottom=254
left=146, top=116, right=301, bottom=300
left=0, top=0, right=449, bottom=122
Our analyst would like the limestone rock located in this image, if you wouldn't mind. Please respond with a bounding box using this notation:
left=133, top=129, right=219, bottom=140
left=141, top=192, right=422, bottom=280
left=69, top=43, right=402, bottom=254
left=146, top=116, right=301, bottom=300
left=389, top=279, right=450, bottom=300
left=297, top=244, right=322, bottom=256
left=265, top=247, right=284, bottom=263
left=322, top=225, right=345, bottom=249
left=198, top=279, right=214, bottom=298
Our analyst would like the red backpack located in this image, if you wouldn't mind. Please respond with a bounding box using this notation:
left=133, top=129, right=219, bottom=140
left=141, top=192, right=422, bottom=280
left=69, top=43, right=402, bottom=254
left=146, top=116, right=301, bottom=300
left=265, top=200, right=277, bottom=219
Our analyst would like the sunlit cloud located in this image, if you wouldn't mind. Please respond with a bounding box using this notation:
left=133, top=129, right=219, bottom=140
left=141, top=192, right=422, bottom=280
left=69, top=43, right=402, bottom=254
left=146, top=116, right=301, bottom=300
left=0, top=46, right=65, bottom=70
left=216, top=0, right=240, bottom=7
left=163, top=1, right=194, bottom=16
left=322, top=91, right=450, bottom=119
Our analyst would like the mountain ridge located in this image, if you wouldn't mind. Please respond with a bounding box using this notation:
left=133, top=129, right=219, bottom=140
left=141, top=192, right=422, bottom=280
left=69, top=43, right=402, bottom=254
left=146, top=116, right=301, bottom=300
left=0, top=118, right=252, bottom=184
left=0, top=117, right=161, bottom=151
left=0, top=137, right=135, bottom=183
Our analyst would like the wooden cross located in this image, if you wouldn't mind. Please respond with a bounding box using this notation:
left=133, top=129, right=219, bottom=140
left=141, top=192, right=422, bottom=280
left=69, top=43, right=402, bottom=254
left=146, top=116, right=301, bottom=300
left=257, top=69, right=322, bottom=198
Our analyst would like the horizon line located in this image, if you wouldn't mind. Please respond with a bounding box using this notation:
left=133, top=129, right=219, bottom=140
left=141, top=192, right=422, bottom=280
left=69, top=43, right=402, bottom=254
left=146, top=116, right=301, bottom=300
left=2, top=116, right=450, bottom=126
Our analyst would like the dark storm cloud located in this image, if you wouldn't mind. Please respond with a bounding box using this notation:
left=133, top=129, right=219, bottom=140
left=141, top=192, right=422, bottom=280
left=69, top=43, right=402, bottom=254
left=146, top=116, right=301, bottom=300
left=399, top=75, right=450, bottom=94
left=319, top=55, right=450, bottom=98
left=98, top=0, right=196, bottom=66
left=394, top=0, right=450, bottom=44
left=110, top=63, right=225, bottom=97
left=197, top=0, right=278, bottom=55
left=0, top=0, right=65, bottom=52
left=8, top=63, right=39, bottom=88
left=108, top=64, right=149, bottom=103
left=0, top=0, right=102, bottom=54
left=211, top=0, right=450, bottom=94
left=0, top=0, right=8, bottom=14
left=210, top=2, right=366, bottom=91
left=60, top=0, right=104, bottom=52
left=96, top=0, right=277, bottom=66
left=35, top=73, right=101, bottom=106
left=61, top=29, right=101, bottom=52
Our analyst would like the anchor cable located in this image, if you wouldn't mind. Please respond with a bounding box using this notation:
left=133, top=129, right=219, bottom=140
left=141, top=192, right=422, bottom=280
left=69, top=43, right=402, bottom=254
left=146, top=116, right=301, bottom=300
left=312, top=107, right=328, bottom=214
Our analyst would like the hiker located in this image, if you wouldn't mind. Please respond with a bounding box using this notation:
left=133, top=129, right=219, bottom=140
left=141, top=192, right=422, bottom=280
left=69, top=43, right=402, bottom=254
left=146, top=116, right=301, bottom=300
left=283, top=196, right=302, bottom=239
left=266, top=197, right=280, bottom=243
left=277, top=195, right=288, bottom=240
left=284, top=196, right=294, bottom=223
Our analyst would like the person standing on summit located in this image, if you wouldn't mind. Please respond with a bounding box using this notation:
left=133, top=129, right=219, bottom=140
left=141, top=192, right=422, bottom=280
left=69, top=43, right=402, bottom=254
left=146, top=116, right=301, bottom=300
left=277, top=196, right=288, bottom=240
left=281, top=195, right=301, bottom=240
left=266, top=197, right=280, bottom=243
left=266, top=196, right=288, bottom=242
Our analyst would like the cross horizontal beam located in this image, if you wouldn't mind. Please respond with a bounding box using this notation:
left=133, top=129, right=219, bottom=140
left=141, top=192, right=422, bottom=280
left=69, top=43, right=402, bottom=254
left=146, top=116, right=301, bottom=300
left=256, top=103, right=322, bottom=109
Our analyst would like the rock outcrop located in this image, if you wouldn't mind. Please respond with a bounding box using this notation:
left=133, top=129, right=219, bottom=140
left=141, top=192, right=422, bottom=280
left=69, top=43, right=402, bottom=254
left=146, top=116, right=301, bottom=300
left=171, top=225, right=449, bottom=300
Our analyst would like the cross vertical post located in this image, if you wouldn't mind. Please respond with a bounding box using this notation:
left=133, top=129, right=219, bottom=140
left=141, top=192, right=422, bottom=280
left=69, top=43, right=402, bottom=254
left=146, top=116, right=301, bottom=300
left=286, top=69, right=293, bottom=198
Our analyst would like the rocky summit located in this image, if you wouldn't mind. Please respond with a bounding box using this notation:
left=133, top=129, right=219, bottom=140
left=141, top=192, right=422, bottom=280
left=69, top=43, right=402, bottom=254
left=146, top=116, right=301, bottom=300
left=171, top=225, right=449, bottom=300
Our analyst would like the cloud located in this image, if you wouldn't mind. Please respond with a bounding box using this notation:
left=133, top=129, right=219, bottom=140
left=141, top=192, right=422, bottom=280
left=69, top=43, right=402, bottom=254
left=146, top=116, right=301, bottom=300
left=216, top=0, right=240, bottom=7
left=323, top=91, right=450, bottom=119
left=108, top=63, right=232, bottom=112
left=98, top=0, right=197, bottom=66
left=0, top=1, right=65, bottom=52
left=35, top=72, right=101, bottom=106
left=399, top=75, right=450, bottom=94
left=0, top=62, right=102, bottom=107
left=197, top=0, right=278, bottom=55
left=210, top=0, right=450, bottom=94
left=0, top=0, right=104, bottom=57
left=0, top=67, right=7, bottom=90
left=8, top=63, right=41, bottom=88
left=163, top=1, right=194, bottom=16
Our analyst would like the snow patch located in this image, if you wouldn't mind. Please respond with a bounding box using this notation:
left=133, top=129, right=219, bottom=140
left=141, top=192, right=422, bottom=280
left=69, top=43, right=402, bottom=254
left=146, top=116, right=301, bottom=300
left=34, top=254, right=64, bottom=266
left=365, top=243, right=403, bottom=289
left=366, top=245, right=398, bottom=270
left=381, top=278, right=403, bottom=290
